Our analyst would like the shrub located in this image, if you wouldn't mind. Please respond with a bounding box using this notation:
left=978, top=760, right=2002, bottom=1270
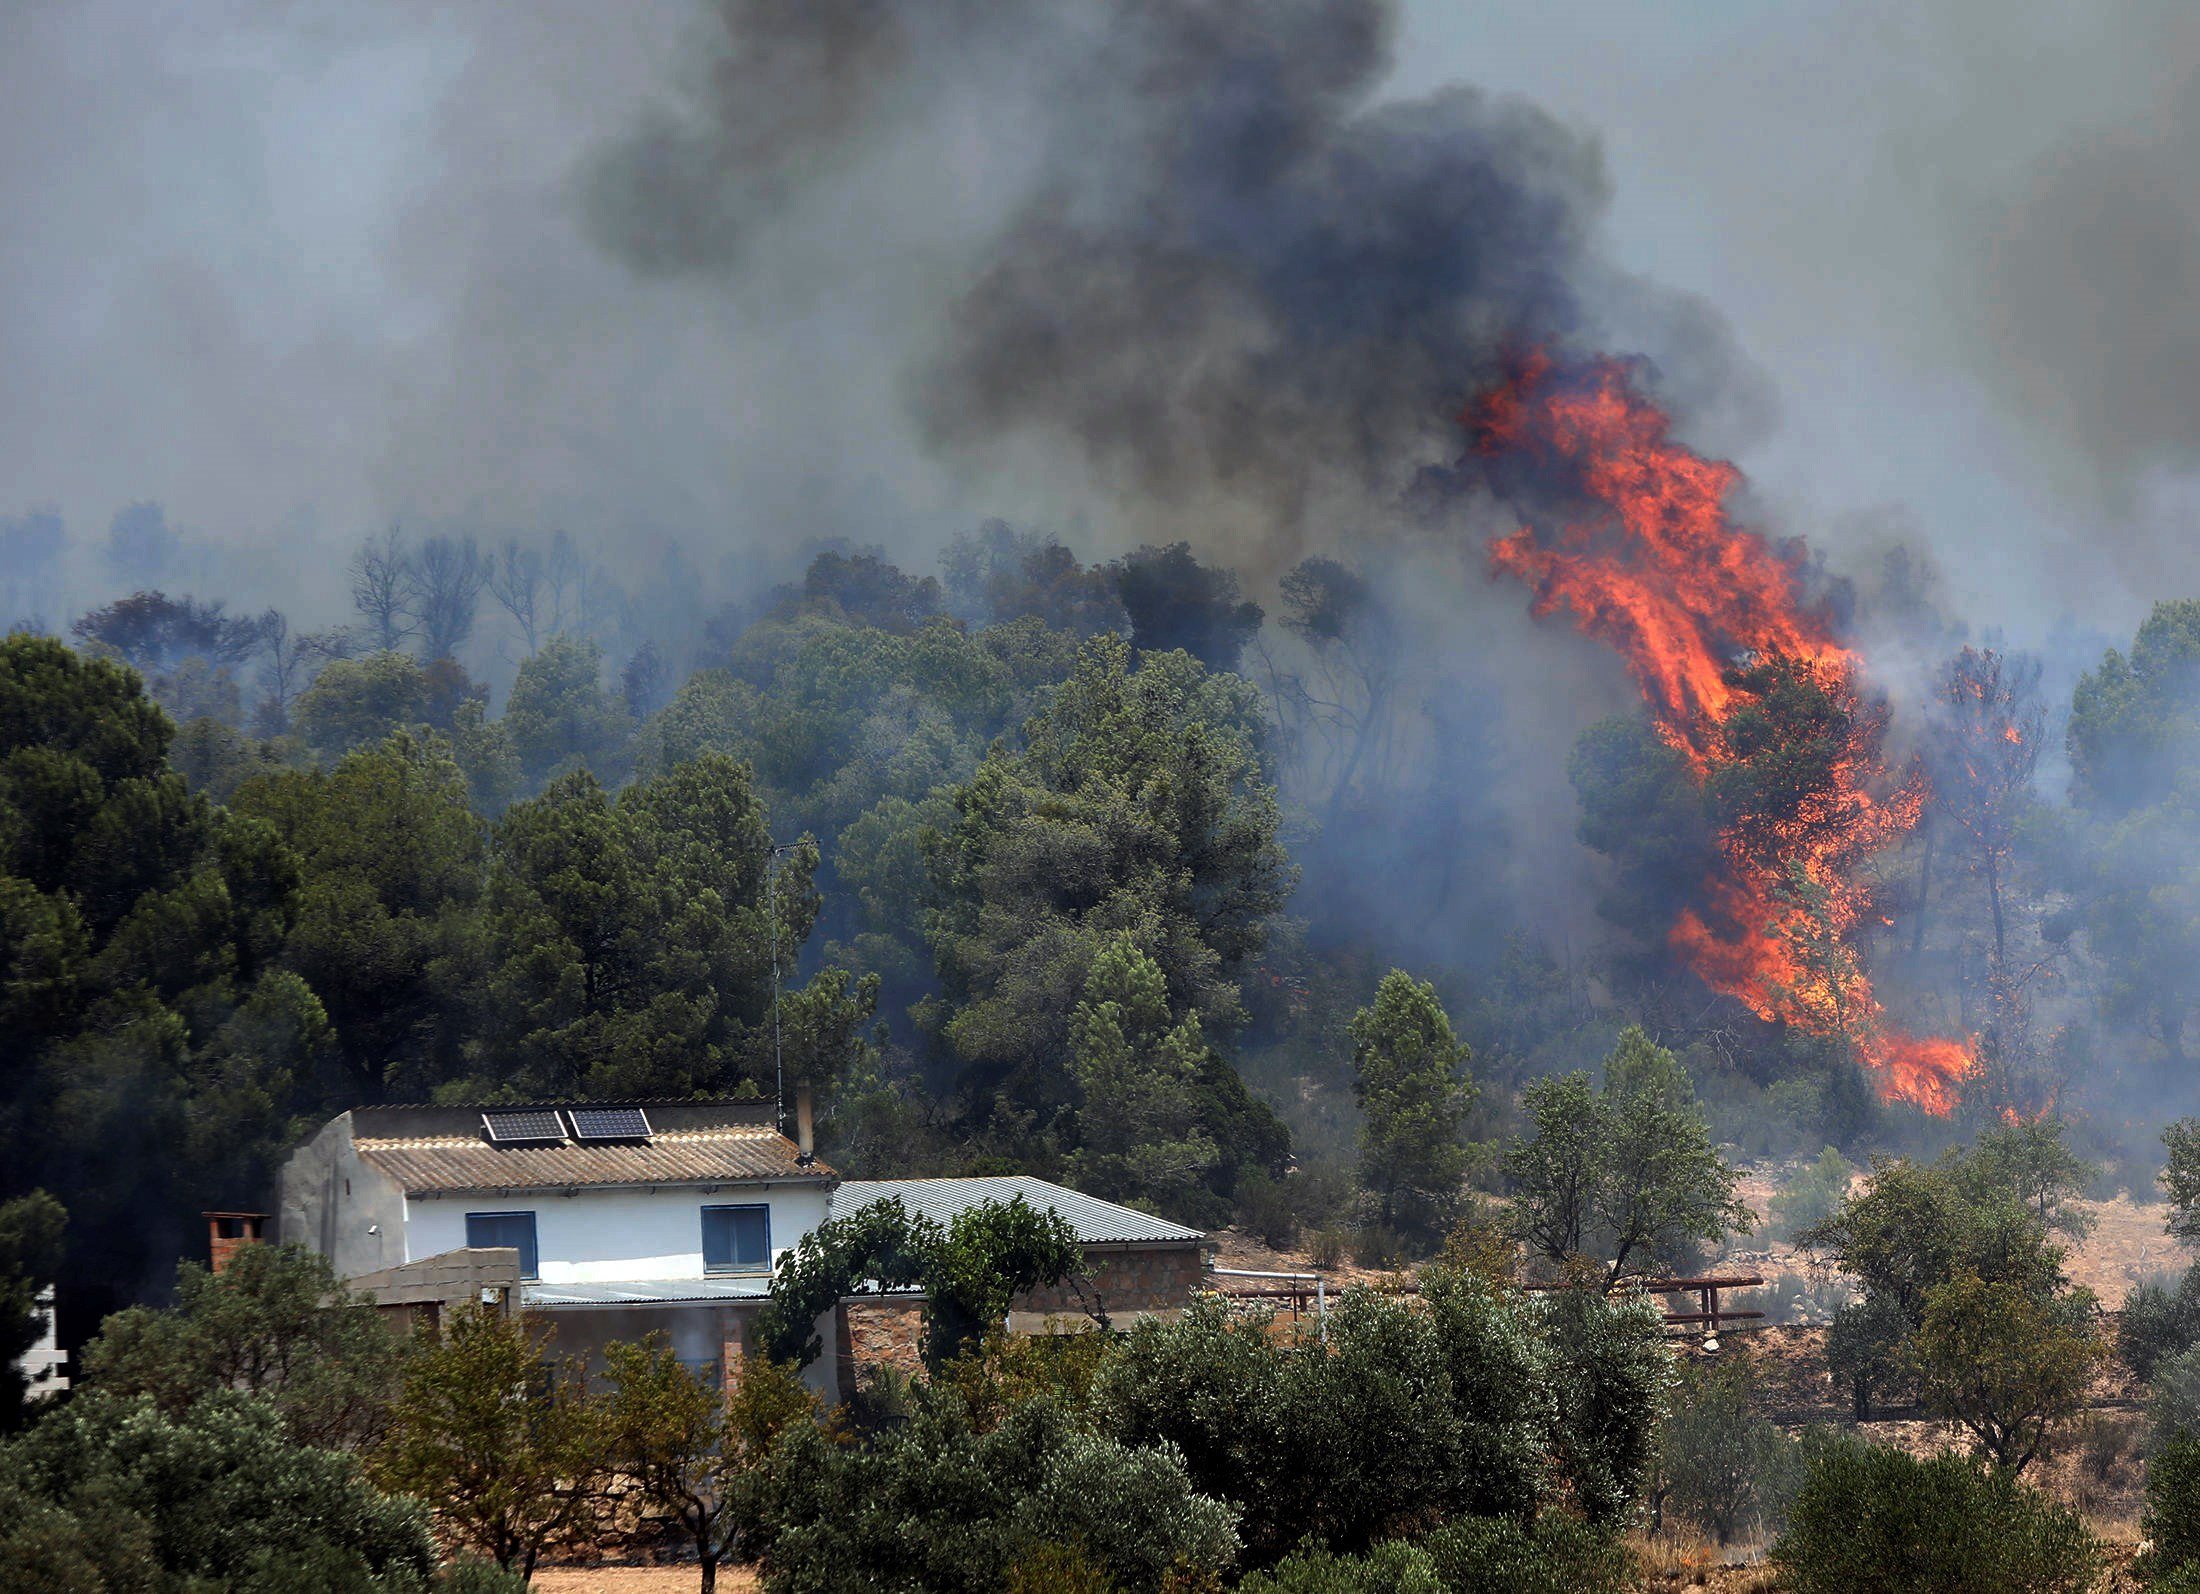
left=0, top=1389, right=435, bottom=1591
left=1539, top=1288, right=1672, bottom=1526
left=1015, top=1430, right=1239, bottom=1589
left=1234, top=1171, right=1299, bottom=1249
left=1234, top=1517, right=1632, bottom=1594
left=1774, top=1440, right=2101, bottom=1593
left=1093, top=1280, right=1570, bottom=1565
left=760, top=1385, right=1239, bottom=1593
left=2154, top=1345, right=2200, bottom=1449
left=1305, top=1230, right=1346, bottom=1271
left=1660, top=1351, right=1801, bottom=1544
left=2144, top=1432, right=2200, bottom=1579
left=1420, top=1513, right=1634, bottom=1593
left=435, top=1563, right=534, bottom=1594
left=1348, top=1225, right=1405, bottom=1269
left=1237, top=1540, right=1446, bottom=1593
left=2120, top=1272, right=2200, bottom=1382
left=1768, top=1147, right=1853, bottom=1242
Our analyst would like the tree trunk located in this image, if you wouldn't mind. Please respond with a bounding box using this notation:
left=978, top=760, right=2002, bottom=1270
left=1909, top=815, right=1934, bottom=961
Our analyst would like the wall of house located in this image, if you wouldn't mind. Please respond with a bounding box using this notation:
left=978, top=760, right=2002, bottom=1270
left=277, top=1113, right=408, bottom=1278
left=832, top=1242, right=1211, bottom=1391
left=532, top=1301, right=842, bottom=1403
left=404, top=1182, right=833, bottom=1283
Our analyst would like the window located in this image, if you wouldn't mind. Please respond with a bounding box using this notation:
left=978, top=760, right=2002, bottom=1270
left=702, top=1205, right=770, bottom=1273
left=465, top=1211, right=539, bottom=1280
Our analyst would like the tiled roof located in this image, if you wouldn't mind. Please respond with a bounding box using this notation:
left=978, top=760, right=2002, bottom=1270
left=523, top=1276, right=774, bottom=1307
left=356, top=1125, right=832, bottom=1197
left=830, top=1176, right=1204, bottom=1246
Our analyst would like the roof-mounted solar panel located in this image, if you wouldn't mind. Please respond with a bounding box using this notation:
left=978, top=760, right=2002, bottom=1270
left=568, top=1106, right=651, bottom=1142
left=483, top=1108, right=566, bottom=1144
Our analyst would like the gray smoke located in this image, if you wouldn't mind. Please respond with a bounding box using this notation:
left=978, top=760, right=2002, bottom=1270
left=580, top=0, right=1760, bottom=574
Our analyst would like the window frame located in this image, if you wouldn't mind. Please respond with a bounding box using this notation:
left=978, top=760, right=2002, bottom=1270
left=464, top=1210, right=540, bottom=1280
left=700, top=1203, right=772, bottom=1275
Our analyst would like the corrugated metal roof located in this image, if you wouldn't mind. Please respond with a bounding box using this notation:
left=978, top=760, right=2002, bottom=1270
left=829, top=1176, right=1204, bottom=1245
left=357, top=1127, right=831, bottom=1197
left=522, top=1276, right=774, bottom=1307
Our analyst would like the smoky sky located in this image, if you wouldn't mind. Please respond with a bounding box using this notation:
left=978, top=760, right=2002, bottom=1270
left=5, top=0, right=2200, bottom=634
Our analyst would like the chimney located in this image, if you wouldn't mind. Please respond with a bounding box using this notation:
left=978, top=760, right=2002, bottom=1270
left=205, top=1211, right=267, bottom=1275
left=794, top=1083, right=815, bottom=1166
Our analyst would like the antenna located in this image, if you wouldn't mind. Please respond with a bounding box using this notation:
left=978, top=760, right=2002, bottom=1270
left=767, top=841, right=787, bottom=1136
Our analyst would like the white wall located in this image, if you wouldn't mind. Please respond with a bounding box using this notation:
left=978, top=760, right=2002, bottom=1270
left=405, top=1182, right=832, bottom=1283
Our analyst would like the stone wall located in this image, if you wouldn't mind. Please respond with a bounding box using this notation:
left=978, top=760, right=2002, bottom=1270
left=1019, top=1242, right=1207, bottom=1319
left=832, top=1241, right=1210, bottom=1389
left=837, top=1299, right=925, bottom=1381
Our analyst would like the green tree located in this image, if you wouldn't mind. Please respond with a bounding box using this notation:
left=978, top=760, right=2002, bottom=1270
left=1065, top=931, right=1224, bottom=1217
left=82, top=1242, right=407, bottom=1450
left=1909, top=1270, right=2099, bottom=1473
left=1965, top=1116, right=2096, bottom=1239
left=1093, top=1277, right=1574, bottom=1565
left=2166, top=1117, right=2200, bottom=1247
left=0, top=636, right=308, bottom=1318
left=1504, top=1028, right=1751, bottom=1285
left=502, top=635, right=633, bottom=792
left=928, top=634, right=1293, bottom=1191
left=1540, top=1287, right=1673, bottom=1527
left=293, top=650, right=428, bottom=763
left=1348, top=970, right=1474, bottom=1247
left=480, top=757, right=870, bottom=1100
left=1774, top=1439, right=2099, bottom=1594
left=599, top=1337, right=816, bottom=1594
left=2063, top=603, right=2200, bottom=1070
left=3, top=1389, right=437, bottom=1590
left=1568, top=713, right=1716, bottom=946
left=235, top=733, right=486, bottom=1102
left=1658, top=1350, right=1798, bottom=1545
left=0, top=1191, right=65, bottom=1430
left=755, top=1196, right=1085, bottom=1372
left=378, top=1305, right=604, bottom=1581
left=1802, top=1145, right=2087, bottom=1421
left=760, top=1380, right=1239, bottom=1594
left=2142, top=1431, right=2200, bottom=1582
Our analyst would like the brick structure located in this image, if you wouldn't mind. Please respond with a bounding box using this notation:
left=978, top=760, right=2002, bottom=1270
left=205, top=1211, right=267, bottom=1275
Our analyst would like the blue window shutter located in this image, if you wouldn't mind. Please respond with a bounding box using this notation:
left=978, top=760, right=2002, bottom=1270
left=465, top=1212, right=539, bottom=1280
left=702, top=1205, right=771, bottom=1272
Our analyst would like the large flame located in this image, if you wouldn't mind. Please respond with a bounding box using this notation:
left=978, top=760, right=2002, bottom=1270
left=1471, top=350, right=1975, bottom=1114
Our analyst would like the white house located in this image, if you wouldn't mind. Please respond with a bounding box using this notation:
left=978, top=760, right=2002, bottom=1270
left=17, top=1286, right=65, bottom=1405
left=277, top=1095, right=1210, bottom=1400
left=280, top=1097, right=842, bottom=1391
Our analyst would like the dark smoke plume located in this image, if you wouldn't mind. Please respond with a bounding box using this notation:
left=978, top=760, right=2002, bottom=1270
left=583, top=0, right=1751, bottom=565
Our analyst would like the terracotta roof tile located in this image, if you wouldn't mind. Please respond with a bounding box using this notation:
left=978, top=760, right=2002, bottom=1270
left=356, top=1127, right=832, bottom=1197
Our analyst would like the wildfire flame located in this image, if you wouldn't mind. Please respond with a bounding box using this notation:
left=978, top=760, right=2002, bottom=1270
left=1470, top=350, right=1976, bottom=1114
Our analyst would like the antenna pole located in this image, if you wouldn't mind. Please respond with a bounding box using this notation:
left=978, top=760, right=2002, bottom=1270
left=768, top=842, right=786, bottom=1135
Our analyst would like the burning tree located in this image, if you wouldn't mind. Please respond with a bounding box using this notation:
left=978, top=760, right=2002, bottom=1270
left=1472, top=351, right=1974, bottom=1113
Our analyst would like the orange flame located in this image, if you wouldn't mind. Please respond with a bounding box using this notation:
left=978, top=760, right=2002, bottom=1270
left=1471, top=351, right=1975, bottom=1114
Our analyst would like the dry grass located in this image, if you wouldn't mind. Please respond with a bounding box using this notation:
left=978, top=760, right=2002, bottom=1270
left=534, top=1566, right=749, bottom=1593
left=1628, top=1528, right=1779, bottom=1593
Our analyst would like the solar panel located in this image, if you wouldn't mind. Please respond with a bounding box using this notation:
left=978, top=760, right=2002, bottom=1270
left=568, top=1106, right=651, bottom=1142
left=482, top=1109, right=566, bottom=1144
